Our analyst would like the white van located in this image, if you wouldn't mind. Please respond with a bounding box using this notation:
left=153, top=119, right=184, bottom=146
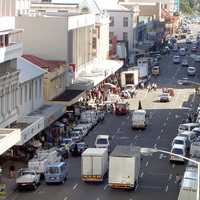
left=170, top=144, right=186, bottom=163
left=179, top=48, right=186, bottom=56
left=178, top=123, right=199, bottom=134
left=95, top=135, right=111, bottom=152
left=132, top=110, right=147, bottom=129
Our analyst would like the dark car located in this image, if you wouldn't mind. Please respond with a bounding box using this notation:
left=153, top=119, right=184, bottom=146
left=70, top=142, right=88, bottom=156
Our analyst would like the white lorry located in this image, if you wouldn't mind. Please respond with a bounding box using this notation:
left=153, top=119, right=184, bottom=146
left=190, top=141, right=200, bottom=157
left=178, top=168, right=198, bottom=200
left=137, top=57, right=149, bottom=83
left=108, top=145, right=140, bottom=189
left=132, top=110, right=147, bottom=129
left=28, top=148, right=61, bottom=175
left=81, top=148, right=108, bottom=182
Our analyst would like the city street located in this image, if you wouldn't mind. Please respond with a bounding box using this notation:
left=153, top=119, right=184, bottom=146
left=7, top=25, right=200, bottom=200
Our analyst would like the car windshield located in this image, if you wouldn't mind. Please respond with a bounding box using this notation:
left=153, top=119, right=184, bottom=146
left=21, top=171, right=35, bottom=176
left=47, top=167, right=59, bottom=174
left=96, top=138, right=108, bottom=144
left=172, top=148, right=183, bottom=155
left=174, top=140, right=184, bottom=145
left=63, top=139, right=71, bottom=144
left=77, top=143, right=86, bottom=148
left=71, top=131, right=80, bottom=136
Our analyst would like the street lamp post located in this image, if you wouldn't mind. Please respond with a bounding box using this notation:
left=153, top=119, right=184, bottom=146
left=141, top=147, right=200, bottom=200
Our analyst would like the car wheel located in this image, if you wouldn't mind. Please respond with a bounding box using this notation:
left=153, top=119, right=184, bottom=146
left=32, top=182, right=37, bottom=190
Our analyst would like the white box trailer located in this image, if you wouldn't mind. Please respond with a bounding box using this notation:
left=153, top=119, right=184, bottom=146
left=28, top=158, right=48, bottom=174
left=190, top=142, right=200, bottom=157
left=108, top=145, right=140, bottom=189
left=81, top=148, right=108, bottom=182
left=178, top=168, right=198, bottom=200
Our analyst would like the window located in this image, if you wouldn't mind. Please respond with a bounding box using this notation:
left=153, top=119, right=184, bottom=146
left=109, top=32, right=114, bottom=40
left=92, top=37, right=97, bottom=49
left=110, top=16, right=114, bottom=26
left=20, top=87, right=23, bottom=105
left=123, top=32, right=128, bottom=41
left=29, top=84, right=32, bottom=100
left=123, top=17, right=128, bottom=27
left=25, top=84, right=27, bottom=102
left=35, top=80, right=38, bottom=98
left=39, top=79, right=42, bottom=97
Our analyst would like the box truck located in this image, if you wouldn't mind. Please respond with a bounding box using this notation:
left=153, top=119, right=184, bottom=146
left=81, top=148, right=108, bottom=182
left=108, top=145, right=140, bottom=189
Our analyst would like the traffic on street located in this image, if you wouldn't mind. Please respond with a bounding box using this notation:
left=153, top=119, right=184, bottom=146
left=5, top=19, right=200, bottom=200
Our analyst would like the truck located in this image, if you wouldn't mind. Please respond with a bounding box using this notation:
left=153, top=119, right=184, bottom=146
left=137, top=57, right=149, bottom=83
left=28, top=148, right=62, bottom=175
left=81, top=148, right=108, bottom=182
left=108, top=145, right=140, bottom=189
left=190, top=142, right=200, bottom=157
left=178, top=168, right=198, bottom=200
left=80, top=110, right=98, bottom=127
left=16, top=168, right=40, bottom=190
left=120, top=68, right=139, bottom=88
left=131, top=110, right=147, bottom=129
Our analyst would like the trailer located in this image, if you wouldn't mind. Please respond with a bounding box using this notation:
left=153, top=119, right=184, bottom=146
left=108, top=145, right=140, bottom=189
left=81, top=148, right=108, bottom=182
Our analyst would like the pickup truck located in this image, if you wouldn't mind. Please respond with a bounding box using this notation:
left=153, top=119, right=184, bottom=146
left=16, top=168, right=40, bottom=190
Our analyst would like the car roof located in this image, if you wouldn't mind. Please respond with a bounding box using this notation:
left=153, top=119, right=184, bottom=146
left=172, top=144, right=185, bottom=149
left=179, top=131, right=195, bottom=135
left=96, top=135, right=109, bottom=139
left=173, top=136, right=186, bottom=140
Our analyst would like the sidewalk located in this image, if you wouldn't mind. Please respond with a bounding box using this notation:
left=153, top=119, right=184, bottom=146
left=0, top=160, right=26, bottom=199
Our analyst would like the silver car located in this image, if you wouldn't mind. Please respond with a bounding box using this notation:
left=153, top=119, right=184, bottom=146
left=187, top=67, right=196, bottom=76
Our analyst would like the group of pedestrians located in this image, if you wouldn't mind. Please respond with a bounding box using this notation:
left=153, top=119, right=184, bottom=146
left=147, top=82, right=158, bottom=92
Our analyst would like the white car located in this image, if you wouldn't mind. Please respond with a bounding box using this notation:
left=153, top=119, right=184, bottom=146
left=170, top=144, right=186, bottom=163
left=179, top=48, right=186, bottom=56
left=172, top=136, right=187, bottom=149
left=95, top=135, right=111, bottom=152
left=173, top=55, right=181, bottom=64
left=178, top=123, right=199, bottom=134
left=159, top=93, right=171, bottom=102
left=187, top=66, right=196, bottom=76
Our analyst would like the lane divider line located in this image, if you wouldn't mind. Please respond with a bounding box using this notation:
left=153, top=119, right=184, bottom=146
left=73, top=184, right=78, bottom=191
left=165, top=185, right=169, bottom=193
left=145, top=161, right=149, bottom=167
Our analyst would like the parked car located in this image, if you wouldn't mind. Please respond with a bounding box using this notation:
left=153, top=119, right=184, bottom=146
left=44, top=162, right=68, bottom=184
left=70, top=130, right=83, bottom=142
left=173, top=55, right=181, bottom=64
left=172, top=136, right=187, bottom=150
left=187, top=66, right=196, bottom=76
left=60, top=138, right=75, bottom=151
left=16, top=168, right=40, bottom=190
left=169, top=144, right=186, bottom=163
left=73, top=124, right=89, bottom=136
left=159, top=93, right=171, bottom=102
left=178, top=123, right=200, bottom=134
left=70, top=142, right=88, bottom=156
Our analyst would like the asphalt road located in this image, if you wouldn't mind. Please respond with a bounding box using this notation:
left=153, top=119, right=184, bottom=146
left=8, top=25, right=200, bottom=200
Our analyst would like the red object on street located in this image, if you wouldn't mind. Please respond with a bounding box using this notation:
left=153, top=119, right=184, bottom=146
left=115, top=102, right=129, bottom=115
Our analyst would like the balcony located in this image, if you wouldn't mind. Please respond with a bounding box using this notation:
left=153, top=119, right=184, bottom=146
left=0, top=30, right=23, bottom=63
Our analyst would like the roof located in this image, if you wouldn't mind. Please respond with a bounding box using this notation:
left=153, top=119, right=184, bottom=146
left=17, top=57, right=46, bottom=83
left=111, top=145, right=140, bottom=157
left=173, top=136, right=186, bottom=140
left=22, top=54, right=66, bottom=72
left=82, top=148, right=107, bottom=156
left=171, top=144, right=185, bottom=149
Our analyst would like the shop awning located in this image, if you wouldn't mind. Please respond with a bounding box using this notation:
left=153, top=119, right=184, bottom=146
left=51, top=59, right=123, bottom=106
left=0, top=129, right=21, bottom=155
left=30, top=104, right=66, bottom=128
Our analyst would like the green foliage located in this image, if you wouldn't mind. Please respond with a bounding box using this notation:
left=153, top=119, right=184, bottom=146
left=180, top=0, right=194, bottom=14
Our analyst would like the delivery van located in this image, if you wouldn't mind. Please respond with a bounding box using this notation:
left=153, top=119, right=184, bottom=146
left=132, top=110, right=147, bottom=129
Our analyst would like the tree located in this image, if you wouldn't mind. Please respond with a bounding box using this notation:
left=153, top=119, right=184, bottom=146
left=180, top=0, right=194, bottom=14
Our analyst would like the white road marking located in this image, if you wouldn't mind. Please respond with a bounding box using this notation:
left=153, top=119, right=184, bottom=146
left=96, top=197, right=100, bottom=200
left=145, top=161, right=149, bottom=167
left=157, top=135, right=161, bottom=140
left=169, top=112, right=171, bottom=115
left=175, top=115, right=179, bottom=119
left=64, top=197, right=68, bottom=200
left=140, top=171, right=144, bottom=178
left=172, top=164, right=175, bottom=168
left=163, top=122, right=166, bottom=126
left=73, top=184, right=78, bottom=190
left=161, top=129, right=164, bottom=133
left=166, top=117, right=169, bottom=121
left=104, top=184, right=108, bottom=190
left=165, top=185, right=169, bottom=192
